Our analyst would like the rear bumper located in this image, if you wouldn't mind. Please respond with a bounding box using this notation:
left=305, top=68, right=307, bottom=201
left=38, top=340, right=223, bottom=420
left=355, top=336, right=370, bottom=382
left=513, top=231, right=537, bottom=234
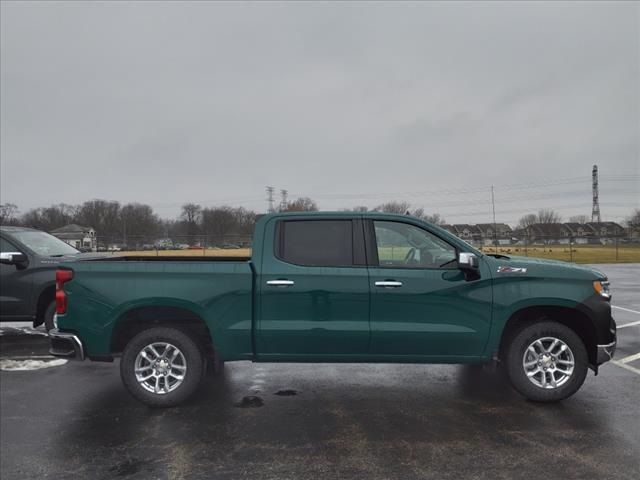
left=49, top=329, right=85, bottom=360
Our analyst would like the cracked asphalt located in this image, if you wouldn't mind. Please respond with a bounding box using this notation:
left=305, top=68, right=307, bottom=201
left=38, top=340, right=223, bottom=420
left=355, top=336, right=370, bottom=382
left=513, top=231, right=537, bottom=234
left=1, top=264, right=638, bottom=479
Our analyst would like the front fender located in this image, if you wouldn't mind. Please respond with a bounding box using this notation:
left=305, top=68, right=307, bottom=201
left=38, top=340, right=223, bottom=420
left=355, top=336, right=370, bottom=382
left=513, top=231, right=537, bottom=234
left=485, top=276, right=597, bottom=355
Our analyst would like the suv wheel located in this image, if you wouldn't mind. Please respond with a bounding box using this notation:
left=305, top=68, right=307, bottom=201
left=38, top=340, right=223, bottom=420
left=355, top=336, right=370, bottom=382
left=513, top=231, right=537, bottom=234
left=505, top=321, right=588, bottom=402
left=120, top=327, right=204, bottom=407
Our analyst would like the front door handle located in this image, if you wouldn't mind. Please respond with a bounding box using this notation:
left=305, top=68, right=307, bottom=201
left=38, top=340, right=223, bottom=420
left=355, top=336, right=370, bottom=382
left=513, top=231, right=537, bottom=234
left=266, top=279, right=295, bottom=287
left=375, top=280, right=403, bottom=288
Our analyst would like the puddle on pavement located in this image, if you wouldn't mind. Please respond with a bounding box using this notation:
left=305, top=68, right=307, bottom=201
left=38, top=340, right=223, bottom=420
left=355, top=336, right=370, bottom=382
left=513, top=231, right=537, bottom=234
left=274, top=389, right=299, bottom=396
left=235, top=395, right=264, bottom=408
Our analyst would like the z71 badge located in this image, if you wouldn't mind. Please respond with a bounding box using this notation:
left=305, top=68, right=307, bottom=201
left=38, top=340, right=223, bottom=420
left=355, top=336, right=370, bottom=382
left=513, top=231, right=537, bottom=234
left=497, top=266, right=527, bottom=274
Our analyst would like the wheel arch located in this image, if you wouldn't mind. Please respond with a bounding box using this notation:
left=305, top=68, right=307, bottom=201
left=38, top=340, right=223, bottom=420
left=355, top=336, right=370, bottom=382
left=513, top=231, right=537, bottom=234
left=110, top=305, right=216, bottom=358
left=34, top=283, right=55, bottom=327
left=498, top=305, right=598, bottom=367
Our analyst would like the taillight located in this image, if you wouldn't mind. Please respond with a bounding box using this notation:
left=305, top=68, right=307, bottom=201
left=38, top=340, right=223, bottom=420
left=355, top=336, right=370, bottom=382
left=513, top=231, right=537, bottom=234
left=56, top=269, right=74, bottom=314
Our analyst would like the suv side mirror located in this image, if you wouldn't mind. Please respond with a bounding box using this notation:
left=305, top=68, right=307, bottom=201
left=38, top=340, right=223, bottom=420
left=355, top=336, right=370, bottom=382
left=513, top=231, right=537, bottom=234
left=458, top=252, right=479, bottom=271
left=0, top=252, right=28, bottom=267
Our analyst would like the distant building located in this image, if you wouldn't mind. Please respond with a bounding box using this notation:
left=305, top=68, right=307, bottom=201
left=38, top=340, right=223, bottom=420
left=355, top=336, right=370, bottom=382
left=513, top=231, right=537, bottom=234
left=475, top=223, right=513, bottom=245
left=451, top=224, right=482, bottom=244
left=50, top=224, right=97, bottom=251
left=514, top=223, right=570, bottom=244
left=562, top=223, right=596, bottom=244
left=585, top=222, right=624, bottom=238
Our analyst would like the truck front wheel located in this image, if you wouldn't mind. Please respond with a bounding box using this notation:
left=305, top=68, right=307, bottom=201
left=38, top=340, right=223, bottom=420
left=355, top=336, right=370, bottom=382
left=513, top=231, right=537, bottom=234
left=505, top=321, right=588, bottom=402
left=120, top=327, right=204, bottom=407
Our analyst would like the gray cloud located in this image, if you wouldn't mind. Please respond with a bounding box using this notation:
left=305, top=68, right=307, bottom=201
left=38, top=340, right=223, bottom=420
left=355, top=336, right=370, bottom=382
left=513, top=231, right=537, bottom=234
left=1, top=1, right=638, bottom=224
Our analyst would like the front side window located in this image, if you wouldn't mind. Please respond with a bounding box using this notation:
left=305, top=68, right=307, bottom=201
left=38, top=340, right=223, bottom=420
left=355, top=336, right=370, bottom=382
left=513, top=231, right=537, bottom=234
left=374, top=221, right=457, bottom=268
left=278, top=220, right=353, bottom=267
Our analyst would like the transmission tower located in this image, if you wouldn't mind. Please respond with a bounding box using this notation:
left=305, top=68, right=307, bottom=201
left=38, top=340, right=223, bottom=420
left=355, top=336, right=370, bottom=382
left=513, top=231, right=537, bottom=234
left=266, top=186, right=275, bottom=213
left=591, top=165, right=601, bottom=223
left=279, top=189, right=288, bottom=212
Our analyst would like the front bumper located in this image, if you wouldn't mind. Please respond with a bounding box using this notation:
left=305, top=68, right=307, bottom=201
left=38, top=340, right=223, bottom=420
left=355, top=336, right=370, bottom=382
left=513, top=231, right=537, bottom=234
left=49, top=329, right=85, bottom=360
left=596, top=339, right=616, bottom=364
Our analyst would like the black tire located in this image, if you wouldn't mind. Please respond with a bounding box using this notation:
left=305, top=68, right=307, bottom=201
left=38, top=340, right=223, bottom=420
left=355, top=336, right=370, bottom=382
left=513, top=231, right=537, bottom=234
left=120, top=327, right=204, bottom=408
left=43, top=302, right=56, bottom=332
left=505, top=321, right=588, bottom=402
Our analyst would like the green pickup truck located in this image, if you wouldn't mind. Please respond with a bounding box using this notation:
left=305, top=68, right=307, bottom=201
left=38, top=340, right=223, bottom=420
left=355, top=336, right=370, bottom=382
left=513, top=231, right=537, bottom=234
left=50, top=212, right=616, bottom=407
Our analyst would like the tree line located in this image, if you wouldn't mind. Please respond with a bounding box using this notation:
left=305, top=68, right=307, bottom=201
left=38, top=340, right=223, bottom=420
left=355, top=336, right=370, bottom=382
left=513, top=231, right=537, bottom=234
left=1, top=200, right=637, bottom=246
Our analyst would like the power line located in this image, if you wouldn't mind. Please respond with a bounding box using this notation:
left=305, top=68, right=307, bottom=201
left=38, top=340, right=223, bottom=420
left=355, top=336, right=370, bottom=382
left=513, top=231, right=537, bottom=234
left=266, top=186, right=275, bottom=213
left=279, top=189, right=288, bottom=212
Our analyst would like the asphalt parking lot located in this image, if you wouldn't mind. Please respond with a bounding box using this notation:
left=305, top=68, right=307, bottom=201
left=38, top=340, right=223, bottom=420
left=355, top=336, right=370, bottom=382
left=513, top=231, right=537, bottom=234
left=1, top=264, right=638, bottom=480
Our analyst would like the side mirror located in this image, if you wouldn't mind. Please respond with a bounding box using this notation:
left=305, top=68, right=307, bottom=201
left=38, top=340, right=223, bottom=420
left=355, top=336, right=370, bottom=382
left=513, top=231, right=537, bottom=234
left=458, top=252, right=479, bottom=271
left=0, top=252, right=28, bottom=267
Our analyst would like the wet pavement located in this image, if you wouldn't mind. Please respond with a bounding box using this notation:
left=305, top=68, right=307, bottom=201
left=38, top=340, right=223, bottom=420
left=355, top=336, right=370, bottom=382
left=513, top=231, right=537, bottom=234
left=1, top=264, right=639, bottom=479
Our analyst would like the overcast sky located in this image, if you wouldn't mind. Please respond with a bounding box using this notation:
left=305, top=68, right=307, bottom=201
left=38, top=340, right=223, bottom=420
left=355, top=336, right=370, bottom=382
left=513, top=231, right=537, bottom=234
left=1, top=1, right=638, bottom=224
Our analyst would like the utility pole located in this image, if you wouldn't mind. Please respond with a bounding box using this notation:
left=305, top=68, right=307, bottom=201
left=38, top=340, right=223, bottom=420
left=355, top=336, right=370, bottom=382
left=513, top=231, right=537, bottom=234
left=279, top=189, right=288, bottom=212
left=266, top=186, right=275, bottom=213
left=591, top=165, right=601, bottom=223
left=491, top=185, right=498, bottom=253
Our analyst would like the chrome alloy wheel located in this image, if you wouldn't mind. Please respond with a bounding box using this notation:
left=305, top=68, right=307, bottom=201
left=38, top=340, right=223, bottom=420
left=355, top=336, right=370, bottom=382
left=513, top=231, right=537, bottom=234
left=134, top=342, right=187, bottom=395
left=523, top=337, right=575, bottom=389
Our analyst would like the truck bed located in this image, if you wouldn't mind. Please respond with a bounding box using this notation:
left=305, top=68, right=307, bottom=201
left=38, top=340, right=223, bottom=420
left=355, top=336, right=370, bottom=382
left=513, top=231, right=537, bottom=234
left=59, top=258, right=255, bottom=359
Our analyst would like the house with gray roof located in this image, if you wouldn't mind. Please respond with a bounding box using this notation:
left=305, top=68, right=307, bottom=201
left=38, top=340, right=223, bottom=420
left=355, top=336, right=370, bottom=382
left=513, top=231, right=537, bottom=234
left=475, top=223, right=513, bottom=245
left=451, top=224, right=482, bottom=244
left=50, top=224, right=96, bottom=251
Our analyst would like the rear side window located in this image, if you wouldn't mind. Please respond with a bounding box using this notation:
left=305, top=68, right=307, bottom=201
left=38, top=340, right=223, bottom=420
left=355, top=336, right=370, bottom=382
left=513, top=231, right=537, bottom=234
left=278, top=220, right=353, bottom=267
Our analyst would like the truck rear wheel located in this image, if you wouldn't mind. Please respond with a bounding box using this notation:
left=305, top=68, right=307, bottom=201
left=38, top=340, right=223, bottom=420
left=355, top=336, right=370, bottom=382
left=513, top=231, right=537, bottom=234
left=504, top=321, right=588, bottom=402
left=120, top=327, right=204, bottom=407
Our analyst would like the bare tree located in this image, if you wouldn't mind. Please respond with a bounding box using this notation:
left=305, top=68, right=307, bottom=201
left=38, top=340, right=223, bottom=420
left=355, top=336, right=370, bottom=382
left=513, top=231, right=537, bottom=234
left=180, top=203, right=202, bottom=224
left=0, top=203, right=19, bottom=225
left=180, top=203, right=202, bottom=244
left=374, top=201, right=411, bottom=214
left=21, top=203, right=78, bottom=231
left=120, top=203, right=162, bottom=246
left=536, top=209, right=562, bottom=224
left=421, top=213, right=446, bottom=225
left=282, top=197, right=318, bottom=212
left=233, top=207, right=258, bottom=234
left=626, top=208, right=640, bottom=229
left=202, top=206, right=236, bottom=241
left=518, top=209, right=561, bottom=229
left=517, top=213, right=538, bottom=229
left=76, top=200, right=121, bottom=242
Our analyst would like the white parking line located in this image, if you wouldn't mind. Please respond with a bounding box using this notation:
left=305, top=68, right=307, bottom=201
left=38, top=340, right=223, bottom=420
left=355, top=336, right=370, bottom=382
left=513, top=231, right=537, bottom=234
left=612, top=361, right=640, bottom=375
left=612, top=305, right=640, bottom=315
left=617, top=352, right=640, bottom=365
left=617, top=320, right=640, bottom=329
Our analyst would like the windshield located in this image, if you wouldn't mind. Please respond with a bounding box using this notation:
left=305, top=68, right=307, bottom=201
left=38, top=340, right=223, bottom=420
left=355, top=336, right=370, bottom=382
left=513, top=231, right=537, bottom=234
left=11, top=231, right=79, bottom=256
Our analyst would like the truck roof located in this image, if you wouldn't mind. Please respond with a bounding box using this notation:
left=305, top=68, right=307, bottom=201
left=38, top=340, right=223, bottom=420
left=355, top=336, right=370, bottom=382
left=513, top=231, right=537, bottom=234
left=261, top=211, right=419, bottom=219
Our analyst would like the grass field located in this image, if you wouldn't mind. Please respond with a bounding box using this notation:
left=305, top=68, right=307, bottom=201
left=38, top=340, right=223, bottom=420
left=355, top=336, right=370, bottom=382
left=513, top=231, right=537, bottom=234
left=478, top=244, right=640, bottom=263
left=116, top=244, right=640, bottom=264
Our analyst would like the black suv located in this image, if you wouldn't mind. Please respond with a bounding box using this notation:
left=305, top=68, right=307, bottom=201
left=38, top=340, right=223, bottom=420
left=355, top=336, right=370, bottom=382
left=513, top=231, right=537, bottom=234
left=0, top=226, right=91, bottom=331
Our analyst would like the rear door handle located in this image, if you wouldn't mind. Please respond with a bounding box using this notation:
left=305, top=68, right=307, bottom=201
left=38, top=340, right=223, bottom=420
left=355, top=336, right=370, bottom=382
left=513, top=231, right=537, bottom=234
left=375, top=281, right=403, bottom=288
left=266, top=279, right=295, bottom=287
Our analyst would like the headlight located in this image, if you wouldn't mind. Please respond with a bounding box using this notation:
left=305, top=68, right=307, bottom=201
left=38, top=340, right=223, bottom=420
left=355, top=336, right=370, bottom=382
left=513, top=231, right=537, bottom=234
left=593, top=280, right=611, bottom=299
